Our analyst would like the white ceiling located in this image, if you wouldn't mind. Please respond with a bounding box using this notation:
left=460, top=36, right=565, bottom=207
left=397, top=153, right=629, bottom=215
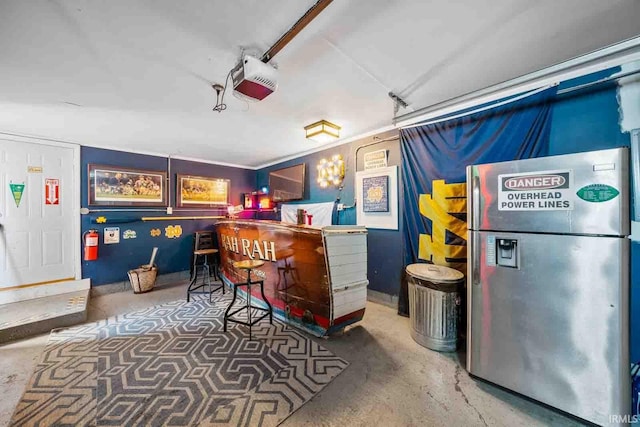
left=1, top=0, right=639, bottom=168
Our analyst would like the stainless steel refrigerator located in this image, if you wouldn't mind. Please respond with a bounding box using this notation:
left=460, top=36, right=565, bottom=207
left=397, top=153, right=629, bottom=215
left=467, top=147, right=630, bottom=425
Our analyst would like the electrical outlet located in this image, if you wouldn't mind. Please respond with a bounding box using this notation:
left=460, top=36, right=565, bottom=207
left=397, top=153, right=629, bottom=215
left=167, top=207, right=173, bottom=214
left=337, top=203, right=345, bottom=211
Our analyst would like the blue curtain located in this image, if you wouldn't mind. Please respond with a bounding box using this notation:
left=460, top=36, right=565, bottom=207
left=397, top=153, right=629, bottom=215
left=399, top=87, right=557, bottom=315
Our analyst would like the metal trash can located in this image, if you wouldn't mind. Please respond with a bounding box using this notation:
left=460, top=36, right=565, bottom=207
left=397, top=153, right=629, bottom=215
left=406, top=263, right=464, bottom=352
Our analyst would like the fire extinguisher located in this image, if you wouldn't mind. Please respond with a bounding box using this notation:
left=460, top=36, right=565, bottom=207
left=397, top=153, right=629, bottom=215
left=83, top=229, right=99, bottom=261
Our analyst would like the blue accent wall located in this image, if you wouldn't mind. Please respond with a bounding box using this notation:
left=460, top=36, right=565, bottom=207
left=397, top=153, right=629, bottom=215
left=81, top=147, right=255, bottom=285
left=255, top=132, right=403, bottom=296
left=633, top=242, right=639, bottom=363
left=256, top=144, right=355, bottom=224
left=548, top=68, right=638, bottom=362
left=549, top=68, right=629, bottom=155
left=630, top=242, right=640, bottom=363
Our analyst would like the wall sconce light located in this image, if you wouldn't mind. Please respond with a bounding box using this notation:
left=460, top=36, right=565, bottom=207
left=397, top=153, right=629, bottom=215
left=317, top=154, right=345, bottom=188
left=305, top=120, right=341, bottom=143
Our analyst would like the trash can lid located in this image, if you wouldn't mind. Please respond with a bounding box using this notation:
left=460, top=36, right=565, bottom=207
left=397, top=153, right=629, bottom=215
left=406, top=263, right=464, bottom=283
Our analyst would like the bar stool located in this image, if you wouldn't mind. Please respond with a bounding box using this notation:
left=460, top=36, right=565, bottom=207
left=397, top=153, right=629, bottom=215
left=275, top=247, right=305, bottom=305
left=190, top=231, right=219, bottom=281
left=223, top=260, right=273, bottom=340
left=187, top=232, right=223, bottom=302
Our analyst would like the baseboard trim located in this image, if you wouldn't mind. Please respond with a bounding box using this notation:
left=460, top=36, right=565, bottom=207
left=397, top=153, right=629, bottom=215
left=90, top=271, right=191, bottom=297
left=367, top=289, right=398, bottom=309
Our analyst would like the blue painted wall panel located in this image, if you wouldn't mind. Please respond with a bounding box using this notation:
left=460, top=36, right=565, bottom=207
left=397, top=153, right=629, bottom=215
left=366, top=228, right=403, bottom=294
left=255, top=133, right=404, bottom=296
left=256, top=143, right=356, bottom=225
left=548, top=73, right=637, bottom=362
left=549, top=85, right=629, bottom=155
left=81, top=147, right=256, bottom=286
left=631, top=245, right=638, bottom=364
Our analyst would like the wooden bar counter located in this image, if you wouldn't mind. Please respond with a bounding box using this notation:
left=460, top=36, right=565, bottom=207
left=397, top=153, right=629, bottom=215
left=216, top=219, right=368, bottom=336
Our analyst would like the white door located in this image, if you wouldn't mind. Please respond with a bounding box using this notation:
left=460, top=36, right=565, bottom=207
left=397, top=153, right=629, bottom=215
left=0, top=139, right=76, bottom=289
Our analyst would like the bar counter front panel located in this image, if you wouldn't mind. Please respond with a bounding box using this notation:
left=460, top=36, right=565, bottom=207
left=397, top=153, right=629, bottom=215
left=216, top=220, right=368, bottom=336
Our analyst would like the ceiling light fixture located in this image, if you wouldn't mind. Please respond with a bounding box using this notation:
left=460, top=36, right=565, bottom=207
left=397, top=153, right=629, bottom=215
left=304, top=120, right=341, bottom=143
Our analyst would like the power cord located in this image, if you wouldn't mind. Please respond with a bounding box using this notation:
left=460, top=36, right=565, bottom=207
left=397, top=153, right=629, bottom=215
left=212, top=70, right=233, bottom=113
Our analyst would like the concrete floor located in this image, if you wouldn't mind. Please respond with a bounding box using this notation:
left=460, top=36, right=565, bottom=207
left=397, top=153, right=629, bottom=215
left=0, top=281, right=583, bottom=427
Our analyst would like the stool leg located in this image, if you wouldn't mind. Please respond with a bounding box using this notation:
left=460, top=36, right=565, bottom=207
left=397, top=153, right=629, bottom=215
left=206, top=254, right=213, bottom=280
left=247, top=270, right=252, bottom=340
left=187, top=257, right=198, bottom=302
left=187, top=257, right=199, bottom=302
left=214, top=256, right=223, bottom=294
left=247, top=285, right=252, bottom=340
left=224, top=283, right=238, bottom=332
left=191, top=254, right=197, bottom=282
left=259, top=281, right=273, bottom=325
left=203, top=256, right=211, bottom=301
left=204, top=262, right=211, bottom=303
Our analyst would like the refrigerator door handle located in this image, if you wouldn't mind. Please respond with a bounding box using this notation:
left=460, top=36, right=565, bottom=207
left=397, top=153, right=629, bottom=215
left=466, top=166, right=480, bottom=229
left=471, top=231, right=480, bottom=286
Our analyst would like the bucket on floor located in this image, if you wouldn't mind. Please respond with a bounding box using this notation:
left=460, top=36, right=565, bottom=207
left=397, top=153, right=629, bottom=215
left=406, top=263, right=464, bottom=352
left=128, top=265, right=158, bottom=294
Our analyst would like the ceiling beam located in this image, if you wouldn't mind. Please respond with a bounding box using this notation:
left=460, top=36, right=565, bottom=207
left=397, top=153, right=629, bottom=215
left=261, top=0, right=333, bottom=63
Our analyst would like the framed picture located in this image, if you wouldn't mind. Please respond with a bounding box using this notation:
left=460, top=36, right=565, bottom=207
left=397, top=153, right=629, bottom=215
left=362, top=175, right=389, bottom=212
left=88, top=164, right=167, bottom=206
left=176, top=174, right=229, bottom=207
left=356, top=166, right=398, bottom=230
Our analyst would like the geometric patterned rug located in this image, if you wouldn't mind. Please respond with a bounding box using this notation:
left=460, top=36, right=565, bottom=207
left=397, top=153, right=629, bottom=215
left=10, top=294, right=348, bottom=426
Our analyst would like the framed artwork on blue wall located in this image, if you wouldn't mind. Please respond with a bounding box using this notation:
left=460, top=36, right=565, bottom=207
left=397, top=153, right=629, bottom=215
left=355, top=166, right=398, bottom=230
left=362, top=175, right=389, bottom=212
left=176, top=174, right=229, bottom=207
left=88, top=164, right=167, bottom=206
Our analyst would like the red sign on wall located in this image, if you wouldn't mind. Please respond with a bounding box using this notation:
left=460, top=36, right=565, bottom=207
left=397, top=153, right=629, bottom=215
left=45, top=178, right=59, bottom=205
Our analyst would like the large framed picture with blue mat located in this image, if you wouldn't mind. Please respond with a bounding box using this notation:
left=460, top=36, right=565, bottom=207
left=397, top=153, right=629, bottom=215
left=88, top=164, right=167, bottom=206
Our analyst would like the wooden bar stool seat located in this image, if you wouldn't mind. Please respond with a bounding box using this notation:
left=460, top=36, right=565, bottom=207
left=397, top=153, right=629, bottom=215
left=194, top=248, right=218, bottom=256
left=223, top=260, right=273, bottom=340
